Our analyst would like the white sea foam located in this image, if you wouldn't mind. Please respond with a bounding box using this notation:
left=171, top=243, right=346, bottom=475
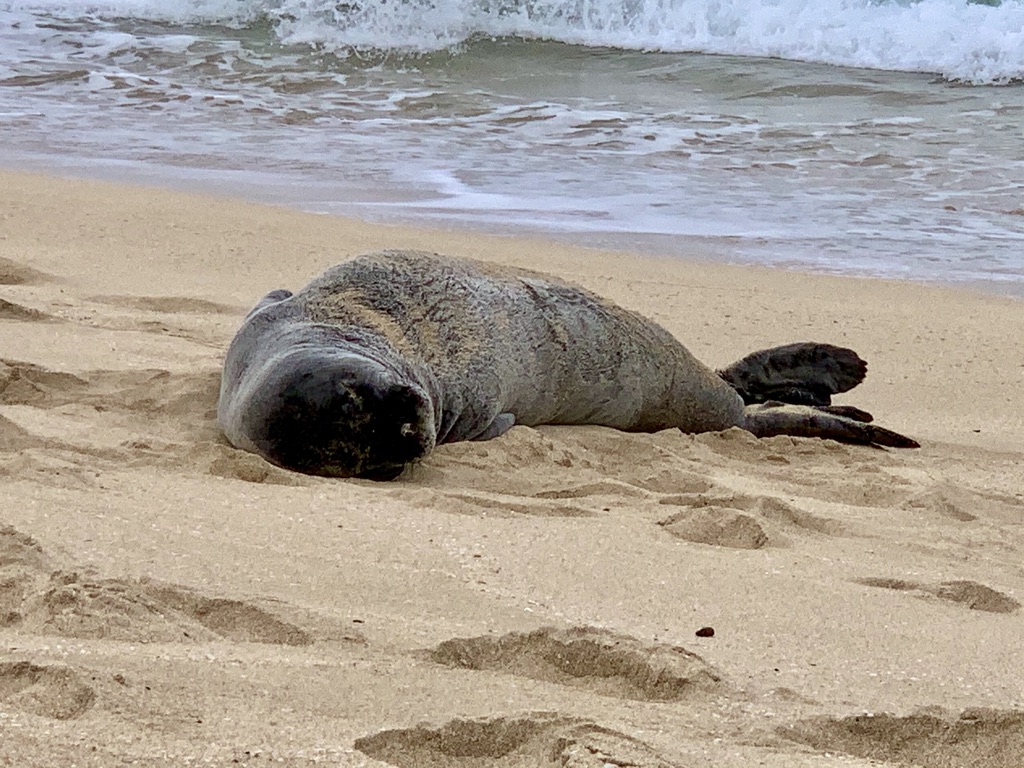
left=5, top=0, right=1023, bottom=82
left=2, top=1, right=1023, bottom=292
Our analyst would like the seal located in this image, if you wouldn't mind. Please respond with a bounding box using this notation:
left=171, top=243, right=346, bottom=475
left=218, top=250, right=918, bottom=480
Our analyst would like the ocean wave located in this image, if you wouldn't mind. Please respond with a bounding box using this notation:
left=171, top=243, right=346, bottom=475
left=6, top=0, right=1024, bottom=82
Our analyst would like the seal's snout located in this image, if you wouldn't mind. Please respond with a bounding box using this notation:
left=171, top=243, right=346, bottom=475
left=252, top=358, right=434, bottom=480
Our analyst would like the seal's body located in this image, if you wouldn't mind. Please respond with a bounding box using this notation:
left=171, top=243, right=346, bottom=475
left=219, top=251, right=916, bottom=479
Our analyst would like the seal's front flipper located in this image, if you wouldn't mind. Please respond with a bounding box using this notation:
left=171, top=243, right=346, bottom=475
left=743, top=402, right=919, bottom=449
left=470, top=413, right=516, bottom=441
left=718, top=343, right=867, bottom=406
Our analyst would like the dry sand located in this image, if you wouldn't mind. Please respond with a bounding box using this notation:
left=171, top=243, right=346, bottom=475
left=1, top=169, right=1023, bottom=767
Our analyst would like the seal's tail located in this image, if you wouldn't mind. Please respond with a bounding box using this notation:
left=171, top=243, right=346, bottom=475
left=717, top=342, right=867, bottom=406
left=743, top=402, right=919, bottom=449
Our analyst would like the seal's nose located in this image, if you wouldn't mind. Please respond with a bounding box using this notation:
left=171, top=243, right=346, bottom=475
left=369, top=382, right=434, bottom=462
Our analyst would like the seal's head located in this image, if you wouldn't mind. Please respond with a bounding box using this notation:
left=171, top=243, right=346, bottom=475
left=246, top=352, right=436, bottom=480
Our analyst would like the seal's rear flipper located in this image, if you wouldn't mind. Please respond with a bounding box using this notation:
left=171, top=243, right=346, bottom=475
left=743, top=402, right=919, bottom=449
left=718, top=343, right=867, bottom=406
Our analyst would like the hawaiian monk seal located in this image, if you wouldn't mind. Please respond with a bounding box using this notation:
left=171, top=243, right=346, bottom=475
left=218, top=250, right=917, bottom=480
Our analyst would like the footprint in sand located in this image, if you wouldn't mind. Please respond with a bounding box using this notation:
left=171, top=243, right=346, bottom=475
left=659, top=506, right=767, bottom=549
left=355, top=712, right=688, bottom=768
left=429, top=490, right=595, bottom=518
left=0, top=298, right=54, bottom=322
left=780, top=707, right=1024, bottom=768
left=388, top=480, right=597, bottom=517
left=0, top=661, right=95, bottom=720
left=531, top=479, right=657, bottom=500
left=0, top=525, right=312, bottom=645
left=657, top=492, right=839, bottom=550
left=29, top=574, right=315, bottom=645
left=0, top=525, right=51, bottom=624
left=83, top=294, right=244, bottom=342
left=426, top=626, right=724, bottom=702
left=532, top=469, right=716, bottom=499
left=0, top=258, right=56, bottom=323
left=0, top=257, right=51, bottom=286
left=138, top=583, right=313, bottom=645
left=854, top=576, right=1020, bottom=614
left=405, top=464, right=721, bottom=518
left=0, top=360, right=223, bottom=477
left=0, top=358, right=219, bottom=418
left=901, top=484, right=1024, bottom=525
left=629, top=469, right=716, bottom=495
left=88, top=295, right=239, bottom=315
left=0, top=413, right=44, bottom=455
left=0, top=359, right=89, bottom=406
left=902, top=486, right=981, bottom=522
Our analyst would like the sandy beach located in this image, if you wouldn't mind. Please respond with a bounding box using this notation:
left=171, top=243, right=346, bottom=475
left=1, top=168, right=1023, bottom=767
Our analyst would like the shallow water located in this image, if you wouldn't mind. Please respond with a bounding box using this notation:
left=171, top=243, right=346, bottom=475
left=1, top=2, right=1023, bottom=294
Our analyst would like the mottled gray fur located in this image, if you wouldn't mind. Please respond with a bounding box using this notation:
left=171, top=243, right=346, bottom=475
left=219, top=250, right=916, bottom=479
